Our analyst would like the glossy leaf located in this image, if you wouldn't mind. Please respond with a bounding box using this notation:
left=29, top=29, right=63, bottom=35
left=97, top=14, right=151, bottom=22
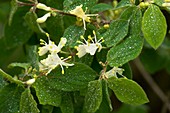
left=107, top=35, right=143, bottom=67
left=99, top=80, right=112, bottom=112
left=63, top=25, right=85, bottom=48
left=24, top=12, right=46, bottom=34
left=103, top=19, right=129, bottom=47
left=8, top=62, right=31, bottom=70
left=108, top=78, right=149, bottom=105
left=37, top=63, right=97, bottom=91
left=20, top=88, right=39, bottom=113
left=83, top=80, right=102, bottom=113
left=142, top=4, right=167, bottom=49
left=33, top=77, right=62, bottom=107
left=107, top=6, right=143, bottom=67
left=60, top=93, right=74, bottom=113
left=0, top=84, right=24, bottom=113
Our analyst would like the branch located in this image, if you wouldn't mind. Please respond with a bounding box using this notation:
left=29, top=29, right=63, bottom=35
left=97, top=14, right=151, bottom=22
left=134, top=58, right=170, bottom=111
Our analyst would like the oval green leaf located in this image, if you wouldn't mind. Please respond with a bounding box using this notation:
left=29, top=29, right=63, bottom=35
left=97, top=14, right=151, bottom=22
left=107, top=35, right=143, bottom=67
left=33, top=77, right=62, bottom=107
left=142, top=4, right=167, bottom=49
left=0, top=84, right=24, bottom=113
left=20, top=88, right=40, bottom=113
left=103, top=19, right=129, bottom=47
left=83, top=80, right=102, bottom=113
left=108, top=78, right=149, bottom=105
left=38, top=63, right=97, bottom=91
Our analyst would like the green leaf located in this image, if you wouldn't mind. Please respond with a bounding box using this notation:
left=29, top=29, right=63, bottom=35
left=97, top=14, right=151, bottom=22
left=0, top=84, right=24, bottom=113
left=33, top=77, right=62, bottom=107
left=9, top=0, right=18, bottom=25
left=107, top=6, right=143, bottom=67
left=63, top=0, right=98, bottom=11
left=99, top=80, right=112, bottom=112
left=8, top=63, right=31, bottom=70
left=142, top=4, right=167, bottom=49
left=20, top=88, right=40, bottom=113
left=45, top=63, right=97, bottom=91
left=107, top=35, right=143, bottom=67
left=108, top=78, right=149, bottom=105
left=24, top=11, right=46, bottom=34
left=103, top=19, right=129, bottom=47
left=0, top=76, right=7, bottom=89
left=26, top=45, right=39, bottom=70
left=46, top=15, right=64, bottom=40
left=120, top=6, right=142, bottom=35
left=91, top=3, right=113, bottom=13
left=63, top=25, right=85, bottom=48
left=60, top=92, right=74, bottom=113
left=116, top=0, right=132, bottom=9
left=83, top=80, right=102, bottom=113
left=4, top=7, right=33, bottom=49
left=153, top=0, right=163, bottom=6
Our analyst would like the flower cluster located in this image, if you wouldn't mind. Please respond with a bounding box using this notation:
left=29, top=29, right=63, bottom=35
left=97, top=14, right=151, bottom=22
left=75, top=30, right=104, bottom=58
left=69, top=5, right=98, bottom=30
left=36, top=4, right=105, bottom=75
left=38, top=33, right=74, bottom=75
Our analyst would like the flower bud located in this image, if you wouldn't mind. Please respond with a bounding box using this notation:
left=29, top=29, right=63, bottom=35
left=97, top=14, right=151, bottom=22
left=36, top=13, right=51, bottom=23
left=36, top=3, right=51, bottom=11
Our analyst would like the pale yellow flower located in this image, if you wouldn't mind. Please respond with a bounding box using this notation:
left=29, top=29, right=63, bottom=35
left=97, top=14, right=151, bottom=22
left=38, top=37, right=67, bottom=56
left=69, top=5, right=98, bottom=30
left=75, top=30, right=104, bottom=58
left=39, top=53, right=74, bottom=75
left=105, top=67, right=124, bottom=78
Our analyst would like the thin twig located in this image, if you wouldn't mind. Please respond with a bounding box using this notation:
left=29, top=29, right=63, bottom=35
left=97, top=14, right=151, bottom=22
left=134, top=58, right=170, bottom=112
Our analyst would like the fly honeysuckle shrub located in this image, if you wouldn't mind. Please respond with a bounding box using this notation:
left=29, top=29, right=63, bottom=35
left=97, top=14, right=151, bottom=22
left=1, top=0, right=170, bottom=112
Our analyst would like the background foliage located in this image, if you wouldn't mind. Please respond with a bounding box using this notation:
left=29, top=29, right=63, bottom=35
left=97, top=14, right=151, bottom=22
left=0, top=0, right=170, bottom=113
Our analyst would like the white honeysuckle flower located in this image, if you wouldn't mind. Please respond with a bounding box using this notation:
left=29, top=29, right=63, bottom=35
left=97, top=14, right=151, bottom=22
left=39, top=53, right=74, bottom=75
left=38, top=37, right=67, bottom=56
left=69, top=5, right=98, bottom=30
left=75, top=30, right=104, bottom=58
left=36, top=12, right=51, bottom=23
left=105, top=67, right=124, bottom=78
left=36, top=3, right=51, bottom=11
